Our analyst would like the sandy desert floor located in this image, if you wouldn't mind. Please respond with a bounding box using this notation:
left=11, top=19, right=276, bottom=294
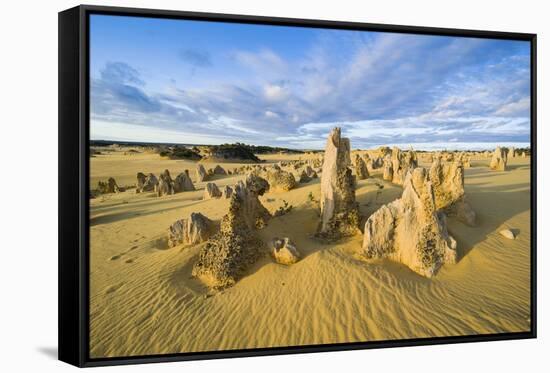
left=89, top=148, right=531, bottom=358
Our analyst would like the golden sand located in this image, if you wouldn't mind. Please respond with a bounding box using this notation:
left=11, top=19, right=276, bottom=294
left=89, top=148, right=531, bottom=358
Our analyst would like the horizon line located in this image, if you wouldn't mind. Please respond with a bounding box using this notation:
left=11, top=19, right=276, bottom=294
left=90, top=137, right=531, bottom=152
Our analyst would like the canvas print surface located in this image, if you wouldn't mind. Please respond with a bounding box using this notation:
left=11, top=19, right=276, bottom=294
left=88, top=14, right=532, bottom=358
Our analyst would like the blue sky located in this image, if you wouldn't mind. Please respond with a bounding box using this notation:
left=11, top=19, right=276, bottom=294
left=90, top=14, right=531, bottom=150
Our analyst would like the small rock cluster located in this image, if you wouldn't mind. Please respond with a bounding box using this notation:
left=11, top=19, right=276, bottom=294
left=97, top=177, right=120, bottom=194
left=136, top=170, right=195, bottom=195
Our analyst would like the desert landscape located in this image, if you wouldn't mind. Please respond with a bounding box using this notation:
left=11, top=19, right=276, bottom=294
left=89, top=133, right=531, bottom=358
left=87, top=14, right=532, bottom=358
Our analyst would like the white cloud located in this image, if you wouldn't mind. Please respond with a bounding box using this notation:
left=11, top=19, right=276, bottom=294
left=495, top=97, right=530, bottom=116
left=264, top=84, right=287, bottom=101
left=91, top=31, right=531, bottom=150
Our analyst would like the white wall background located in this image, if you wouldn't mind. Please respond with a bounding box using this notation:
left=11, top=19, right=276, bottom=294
left=0, top=0, right=547, bottom=371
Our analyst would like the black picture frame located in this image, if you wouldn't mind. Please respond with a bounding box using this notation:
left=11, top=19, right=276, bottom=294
left=58, top=4, right=537, bottom=368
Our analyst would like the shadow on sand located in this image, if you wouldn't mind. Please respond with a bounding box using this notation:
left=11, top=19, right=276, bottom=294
left=449, top=181, right=530, bottom=260
left=90, top=199, right=207, bottom=226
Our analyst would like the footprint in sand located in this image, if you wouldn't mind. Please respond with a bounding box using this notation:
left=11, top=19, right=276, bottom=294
left=125, top=259, right=134, bottom=264
left=105, top=283, right=124, bottom=294
left=109, top=254, right=122, bottom=261
left=128, top=245, right=138, bottom=251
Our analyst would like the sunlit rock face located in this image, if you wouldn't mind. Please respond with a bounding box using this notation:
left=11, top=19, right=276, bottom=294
left=429, top=158, right=476, bottom=226
left=391, top=147, right=418, bottom=185
left=490, top=146, right=508, bottom=171
left=317, top=127, right=360, bottom=240
left=353, top=153, right=369, bottom=180
left=362, top=168, right=457, bottom=278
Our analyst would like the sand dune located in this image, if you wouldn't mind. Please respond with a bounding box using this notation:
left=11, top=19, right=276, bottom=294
left=89, top=149, right=530, bottom=358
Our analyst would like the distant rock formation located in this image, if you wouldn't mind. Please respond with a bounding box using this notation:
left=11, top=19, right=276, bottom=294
left=266, top=169, right=297, bottom=192
left=168, top=212, right=216, bottom=247
left=378, top=146, right=392, bottom=158
left=354, top=154, right=369, bottom=180
left=363, top=153, right=377, bottom=172
left=222, top=185, right=233, bottom=199
left=521, top=151, right=527, bottom=158
left=270, top=237, right=300, bottom=265
left=97, top=177, right=120, bottom=194
left=362, top=168, right=457, bottom=277
left=391, top=147, right=417, bottom=185
left=136, top=173, right=158, bottom=193
left=204, top=182, right=222, bottom=199
left=455, top=152, right=471, bottom=168
left=374, top=156, right=384, bottom=169
left=429, top=158, right=476, bottom=226
left=490, top=147, right=508, bottom=171
left=173, top=170, right=195, bottom=192
left=196, top=164, right=208, bottom=182
left=299, top=170, right=311, bottom=183
left=200, top=144, right=261, bottom=163
left=192, top=174, right=271, bottom=288
left=213, top=165, right=227, bottom=175
left=382, top=157, right=393, bottom=181
left=156, top=169, right=175, bottom=197
left=508, top=146, right=516, bottom=159
left=136, top=172, right=147, bottom=192
left=304, top=165, right=318, bottom=179
left=317, top=127, right=360, bottom=239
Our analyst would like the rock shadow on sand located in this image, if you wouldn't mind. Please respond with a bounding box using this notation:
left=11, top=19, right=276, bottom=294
left=448, top=181, right=530, bottom=261
left=90, top=200, right=206, bottom=226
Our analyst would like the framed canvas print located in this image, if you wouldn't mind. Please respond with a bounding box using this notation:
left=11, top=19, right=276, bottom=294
left=58, top=5, right=537, bottom=367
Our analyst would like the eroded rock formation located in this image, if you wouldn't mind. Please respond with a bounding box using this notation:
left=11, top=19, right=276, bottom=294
left=196, top=164, right=208, bottom=182
left=304, top=165, right=318, bottom=179
left=136, top=173, right=158, bottom=193
left=270, top=237, right=300, bottom=265
left=213, top=165, right=227, bottom=175
left=362, top=168, right=457, bottom=277
left=354, top=153, right=369, bottom=180
left=391, top=147, right=417, bottom=185
left=429, top=158, right=476, bottom=226
left=156, top=169, right=175, bottom=197
left=490, top=146, right=508, bottom=171
left=168, top=212, right=216, bottom=247
left=266, top=169, right=297, bottom=192
left=508, top=146, right=516, bottom=159
left=382, top=157, right=393, bottom=181
left=204, top=182, right=222, bottom=199
left=192, top=174, right=271, bottom=288
left=299, top=170, right=311, bottom=183
left=97, top=177, right=120, bottom=194
left=136, top=172, right=147, bottom=192
left=173, top=170, right=195, bottom=192
left=317, top=127, right=360, bottom=239
left=222, top=185, right=233, bottom=199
